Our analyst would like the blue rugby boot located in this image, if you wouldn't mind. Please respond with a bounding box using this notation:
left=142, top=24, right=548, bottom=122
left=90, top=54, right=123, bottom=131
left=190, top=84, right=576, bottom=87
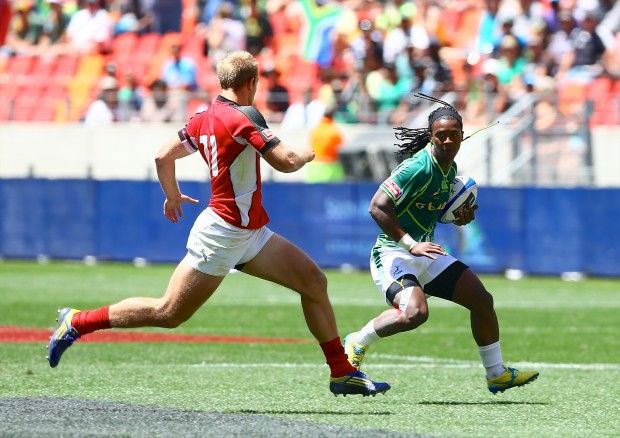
left=330, top=370, right=391, bottom=397
left=47, top=307, right=81, bottom=368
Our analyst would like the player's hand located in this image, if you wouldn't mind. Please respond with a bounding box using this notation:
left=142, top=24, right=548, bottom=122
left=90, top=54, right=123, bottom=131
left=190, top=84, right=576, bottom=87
left=410, top=242, right=447, bottom=260
left=163, top=194, right=199, bottom=223
left=454, top=204, right=478, bottom=226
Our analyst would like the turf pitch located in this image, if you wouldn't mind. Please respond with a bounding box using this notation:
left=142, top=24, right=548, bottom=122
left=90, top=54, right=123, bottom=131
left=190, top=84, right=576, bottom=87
left=1, top=260, right=619, bottom=437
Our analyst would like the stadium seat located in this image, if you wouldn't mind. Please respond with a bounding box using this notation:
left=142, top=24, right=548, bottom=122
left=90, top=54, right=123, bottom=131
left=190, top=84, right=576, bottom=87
left=557, top=82, right=587, bottom=116
left=159, top=32, right=182, bottom=53
left=112, top=32, right=138, bottom=57
left=10, top=104, right=35, bottom=121
left=5, top=55, right=35, bottom=77
left=52, top=54, right=80, bottom=83
left=0, top=98, right=11, bottom=121
left=136, top=33, right=161, bottom=57
left=30, top=106, right=56, bottom=122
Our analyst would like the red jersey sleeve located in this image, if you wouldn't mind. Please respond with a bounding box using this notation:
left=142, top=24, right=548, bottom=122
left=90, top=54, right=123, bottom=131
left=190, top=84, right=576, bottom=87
left=231, top=106, right=281, bottom=154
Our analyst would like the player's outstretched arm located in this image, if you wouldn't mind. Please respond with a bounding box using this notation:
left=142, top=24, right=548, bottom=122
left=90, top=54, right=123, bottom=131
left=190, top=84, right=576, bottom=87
left=154, top=138, right=199, bottom=223
left=262, top=141, right=315, bottom=173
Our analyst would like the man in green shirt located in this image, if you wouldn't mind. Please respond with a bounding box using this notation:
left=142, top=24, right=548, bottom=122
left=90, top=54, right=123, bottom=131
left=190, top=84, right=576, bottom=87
left=344, top=95, right=539, bottom=394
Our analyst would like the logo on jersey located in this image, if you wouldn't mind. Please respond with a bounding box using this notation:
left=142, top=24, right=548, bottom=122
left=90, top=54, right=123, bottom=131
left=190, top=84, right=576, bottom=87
left=262, top=129, right=274, bottom=140
left=384, top=177, right=402, bottom=199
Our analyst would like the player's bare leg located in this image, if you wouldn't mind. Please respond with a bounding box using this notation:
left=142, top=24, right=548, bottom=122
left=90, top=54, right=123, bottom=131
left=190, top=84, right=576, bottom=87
left=109, top=262, right=224, bottom=328
left=240, top=234, right=337, bottom=343
left=343, top=285, right=428, bottom=369
left=451, top=268, right=498, bottom=346
left=48, top=262, right=223, bottom=368
left=240, top=233, right=391, bottom=396
left=373, top=286, right=429, bottom=337
left=452, top=268, right=539, bottom=393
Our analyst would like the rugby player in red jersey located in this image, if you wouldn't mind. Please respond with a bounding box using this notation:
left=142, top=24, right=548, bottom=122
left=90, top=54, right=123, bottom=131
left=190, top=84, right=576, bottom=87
left=47, top=51, right=390, bottom=397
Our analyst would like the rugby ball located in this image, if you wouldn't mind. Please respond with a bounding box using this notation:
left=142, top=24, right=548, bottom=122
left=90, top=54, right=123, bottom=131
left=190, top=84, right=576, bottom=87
left=439, top=176, right=478, bottom=224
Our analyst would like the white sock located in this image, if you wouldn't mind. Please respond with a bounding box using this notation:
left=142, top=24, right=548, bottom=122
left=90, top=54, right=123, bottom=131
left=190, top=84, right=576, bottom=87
left=478, top=341, right=505, bottom=379
left=354, top=319, right=380, bottom=347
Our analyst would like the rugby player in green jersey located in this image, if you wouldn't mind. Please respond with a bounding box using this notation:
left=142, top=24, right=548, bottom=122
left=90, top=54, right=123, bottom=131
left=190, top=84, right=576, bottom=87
left=344, top=95, right=539, bottom=394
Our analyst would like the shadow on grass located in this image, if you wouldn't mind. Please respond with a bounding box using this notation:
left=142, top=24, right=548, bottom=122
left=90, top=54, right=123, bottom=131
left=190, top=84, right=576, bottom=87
left=420, top=400, right=549, bottom=406
left=234, top=409, right=392, bottom=415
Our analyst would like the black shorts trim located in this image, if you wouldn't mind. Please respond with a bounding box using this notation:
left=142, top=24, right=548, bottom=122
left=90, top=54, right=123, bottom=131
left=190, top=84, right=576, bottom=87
left=385, top=274, right=420, bottom=306
left=424, top=260, right=468, bottom=301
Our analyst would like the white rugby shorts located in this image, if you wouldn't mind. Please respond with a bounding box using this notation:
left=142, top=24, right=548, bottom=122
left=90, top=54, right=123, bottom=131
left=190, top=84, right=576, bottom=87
left=370, top=245, right=458, bottom=304
left=182, top=208, right=274, bottom=276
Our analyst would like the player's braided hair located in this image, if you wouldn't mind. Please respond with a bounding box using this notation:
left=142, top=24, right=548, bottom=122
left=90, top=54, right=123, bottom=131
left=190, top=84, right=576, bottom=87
left=394, top=93, right=463, bottom=156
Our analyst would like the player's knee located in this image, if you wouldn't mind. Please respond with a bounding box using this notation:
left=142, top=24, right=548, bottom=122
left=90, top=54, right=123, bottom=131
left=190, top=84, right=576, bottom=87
left=301, top=267, right=328, bottom=297
left=155, top=302, right=188, bottom=328
left=477, top=289, right=494, bottom=312
left=400, top=304, right=429, bottom=330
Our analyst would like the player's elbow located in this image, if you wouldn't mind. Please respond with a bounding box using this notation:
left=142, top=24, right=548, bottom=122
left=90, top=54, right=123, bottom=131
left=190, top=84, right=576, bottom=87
left=368, top=202, right=382, bottom=220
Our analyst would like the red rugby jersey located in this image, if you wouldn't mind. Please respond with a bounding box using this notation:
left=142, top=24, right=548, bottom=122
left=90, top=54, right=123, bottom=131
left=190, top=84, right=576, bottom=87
left=178, top=96, right=281, bottom=229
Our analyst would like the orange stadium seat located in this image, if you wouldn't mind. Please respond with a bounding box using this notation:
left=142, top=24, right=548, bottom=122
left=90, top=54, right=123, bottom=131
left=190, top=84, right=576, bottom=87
left=557, top=82, right=587, bottom=116
left=159, top=32, right=182, bottom=53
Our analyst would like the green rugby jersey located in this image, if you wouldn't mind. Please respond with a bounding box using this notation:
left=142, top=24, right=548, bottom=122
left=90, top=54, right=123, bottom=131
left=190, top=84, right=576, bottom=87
left=376, top=147, right=457, bottom=249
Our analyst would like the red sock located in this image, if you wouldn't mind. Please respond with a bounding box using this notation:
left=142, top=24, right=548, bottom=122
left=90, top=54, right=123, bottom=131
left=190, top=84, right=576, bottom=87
left=71, top=306, right=111, bottom=336
left=320, top=337, right=356, bottom=377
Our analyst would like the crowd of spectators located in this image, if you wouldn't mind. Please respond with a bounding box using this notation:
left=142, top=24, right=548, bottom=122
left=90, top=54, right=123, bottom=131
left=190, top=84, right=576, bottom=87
left=0, top=0, right=618, bottom=126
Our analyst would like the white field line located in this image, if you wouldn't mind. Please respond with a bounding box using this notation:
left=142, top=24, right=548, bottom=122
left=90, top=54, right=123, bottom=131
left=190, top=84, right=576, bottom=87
left=188, top=356, right=620, bottom=371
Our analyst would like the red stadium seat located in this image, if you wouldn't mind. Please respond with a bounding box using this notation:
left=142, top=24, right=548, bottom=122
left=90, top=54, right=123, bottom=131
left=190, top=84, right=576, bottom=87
left=30, top=106, right=56, bottom=122
left=52, top=55, right=80, bottom=84
left=6, top=55, right=35, bottom=76
left=112, top=32, right=138, bottom=57
left=0, top=98, right=11, bottom=121
left=10, top=105, right=35, bottom=121
left=136, top=33, right=161, bottom=57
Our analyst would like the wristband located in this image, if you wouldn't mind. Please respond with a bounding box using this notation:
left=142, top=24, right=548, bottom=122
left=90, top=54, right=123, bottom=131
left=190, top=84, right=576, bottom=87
left=397, top=233, right=417, bottom=251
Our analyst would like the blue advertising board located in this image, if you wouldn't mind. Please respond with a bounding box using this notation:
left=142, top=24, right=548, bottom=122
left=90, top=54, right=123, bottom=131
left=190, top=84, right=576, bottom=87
left=1, top=179, right=619, bottom=276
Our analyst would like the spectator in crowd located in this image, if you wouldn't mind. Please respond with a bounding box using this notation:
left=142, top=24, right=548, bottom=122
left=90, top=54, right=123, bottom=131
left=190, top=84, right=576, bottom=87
left=149, top=0, right=182, bottom=34
left=350, top=18, right=384, bottom=75
left=118, top=71, right=145, bottom=121
left=306, top=107, right=345, bottom=183
left=140, top=79, right=184, bottom=123
left=113, top=0, right=153, bottom=35
left=478, top=0, right=502, bottom=55
left=160, top=42, right=197, bottom=119
left=84, top=76, right=120, bottom=125
left=161, top=43, right=198, bottom=91
left=427, top=40, right=454, bottom=92
left=366, top=62, right=411, bottom=125
left=262, top=65, right=290, bottom=122
left=547, top=9, right=576, bottom=74
left=241, top=0, right=272, bottom=56
left=494, top=34, right=528, bottom=112
left=65, top=0, right=112, bottom=54
left=559, top=10, right=607, bottom=81
left=4, top=0, right=43, bottom=55
left=204, top=1, right=246, bottom=66
left=281, top=86, right=326, bottom=130
left=38, top=0, right=71, bottom=50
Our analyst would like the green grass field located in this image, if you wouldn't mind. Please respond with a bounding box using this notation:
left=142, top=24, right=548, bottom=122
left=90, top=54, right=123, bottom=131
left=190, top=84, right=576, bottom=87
left=1, top=260, right=619, bottom=437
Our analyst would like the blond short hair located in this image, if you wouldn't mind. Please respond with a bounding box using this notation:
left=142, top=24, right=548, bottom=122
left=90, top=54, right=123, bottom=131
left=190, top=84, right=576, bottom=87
left=216, top=51, right=258, bottom=90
